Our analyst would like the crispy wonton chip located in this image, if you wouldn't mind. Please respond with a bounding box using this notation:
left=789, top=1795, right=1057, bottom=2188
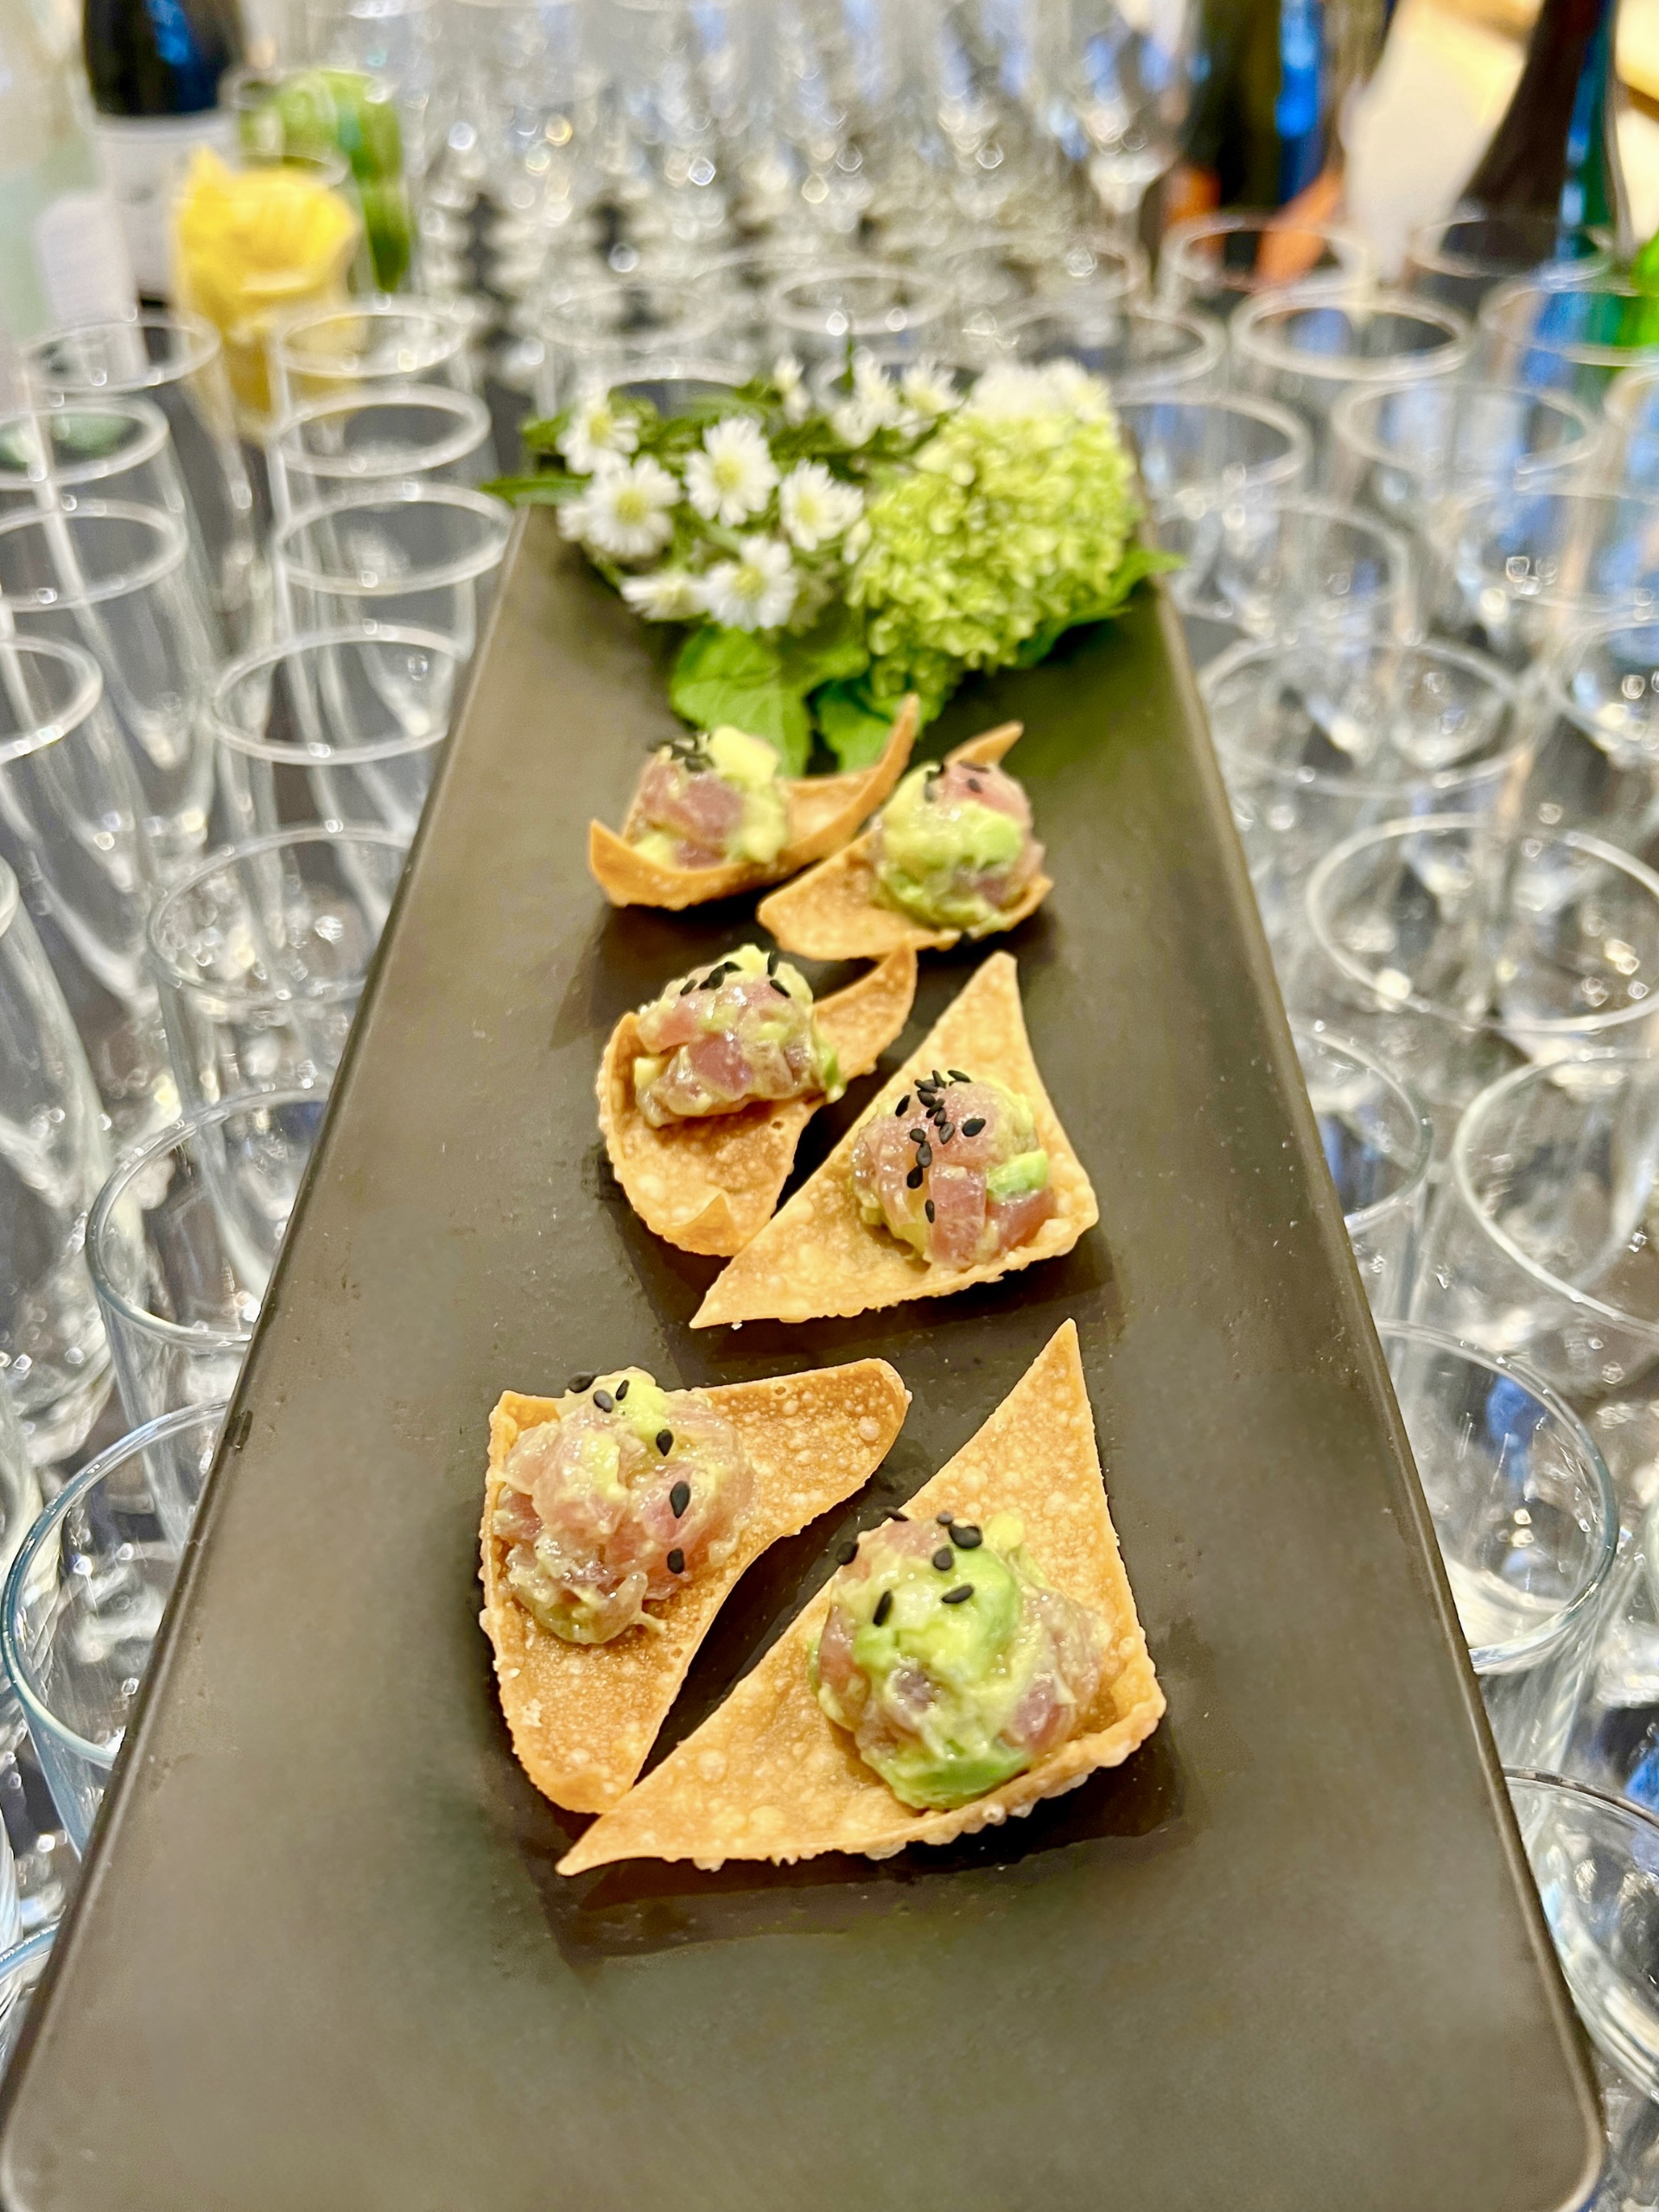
left=559, top=1321, right=1162, bottom=1873
left=481, top=1359, right=910, bottom=1815
left=588, top=698, right=920, bottom=911
left=597, top=947, right=917, bottom=1256
left=756, top=723, right=1052, bottom=961
left=692, top=952, right=1095, bottom=1327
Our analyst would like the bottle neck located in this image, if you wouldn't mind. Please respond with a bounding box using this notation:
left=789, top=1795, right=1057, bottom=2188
left=1462, top=0, right=1629, bottom=253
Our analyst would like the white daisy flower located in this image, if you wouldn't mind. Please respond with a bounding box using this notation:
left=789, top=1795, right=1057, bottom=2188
left=559, top=454, right=679, bottom=562
left=556, top=390, right=639, bottom=475
left=830, top=397, right=881, bottom=448
left=698, top=535, right=798, bottom=631
left=620, top=569, right=704, bottom=620
left=685, top=417, right=779, bottom=526
left=968, top=363, right=1058, bottom=420
left=1035, top=359, right=1115, bottom=423
left=772, top=353, right=810, bottom=426
left=779, top=461, right=864, bottom=553
left=899, top=360, right=959, bottom=419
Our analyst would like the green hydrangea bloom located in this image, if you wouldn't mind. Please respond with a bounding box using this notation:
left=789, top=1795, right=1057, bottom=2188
left=847, top=365, right=1144, bottom=711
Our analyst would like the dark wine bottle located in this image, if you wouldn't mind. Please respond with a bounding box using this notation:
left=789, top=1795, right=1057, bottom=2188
left=83, top=0, right=245, bottom=296
left=1460, top=0, right=1630, bottom=256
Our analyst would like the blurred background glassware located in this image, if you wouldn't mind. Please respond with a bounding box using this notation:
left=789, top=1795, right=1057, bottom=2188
left=1562, top=1493, right=1659, bottom=1821
left=1381, top=1325, right=1616, bottom=1770
left=1294, top=1026, right=1432, bottom=1321
left=1478, top=277, right=1659, bottom=414
left=1117, top=391, right=1310, bottom=511
left=601, top=0, right=745, bottom=257
left=0, top=1929, right=56, bottom=2081
left=0, top=861, right=111, bottom=1467
left=1402, top=211, right=1612, bottom=322
left=1157, top=210, right=1376, bottom=323
left=0, top=636, right=170, bottom=1140
left=986, top=295, right=1223, bottom=400
left=169, top=144, right=369, bottom=435
left=20, top=314, right=262, bottom=657
left=1, top=1401, right=224, bottom=1851
left=1327, top=381, right=1603, bottom=551
left=1173, top=492, right=1414, bottom=659
left=0, top=1390, right=61, bottom=1942
left=1411, top=1052, right=1659, bottom=1428
left=266, top=296, right=478, bottom=417
left=532, top=276, right=731, bottom=414
left=87, top=1090, right=326, bottom=1429
left=269, top=482, right=511, bottom=667
left=767, top=261, right=955, bottom=373
left=267, top=386, right=492, bottom=518
left=148, top=824, right=409, bottom=1113
left=229, top=60, right=419, bottom=297
left=0, top=398, right=207, bottom=551
left=1229, top=289, right=1475, bottom=483
left=1054, top=0, right=1198, bottom=238
left=1427, top=487, right=1659, bottom=675
left=1500, top=618, right=1659, bottom=859
left=1203, top=636, right=1522, bottom=953
left=207, top=624, right=460, bottom=840
left=944, top=228, right=1147, bottom=353
left=1287, top=817, right=1659, bottom=1149
left=0, top=501, right=219, bottom=880
left=1600, top=366, right=1659, bottom=499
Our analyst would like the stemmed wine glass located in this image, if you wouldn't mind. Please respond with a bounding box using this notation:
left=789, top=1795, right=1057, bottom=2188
left=1056, top=0, right=1198, bottom=238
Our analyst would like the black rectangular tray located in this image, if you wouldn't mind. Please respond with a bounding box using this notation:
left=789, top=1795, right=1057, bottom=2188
left=0, top=516, right=1599, bottom=2211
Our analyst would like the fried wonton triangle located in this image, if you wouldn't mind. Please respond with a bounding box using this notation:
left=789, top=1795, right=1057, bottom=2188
left=598, top=948, right=917, bottom=1256
left=692, top=952, right=1096, bottom=1328
left=481, top=1358, right=909, bottom=1815
left=588, top=697, right=920, bottom=911
left=756, top=723, right=1052, bottom=960
left=559, top=1321, right=1162, bottom=1873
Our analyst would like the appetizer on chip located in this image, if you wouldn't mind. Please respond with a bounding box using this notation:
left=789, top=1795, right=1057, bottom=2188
left=589, top=700, right=918, bottom=911
left=756, top=723, right=1052, bottom=960
left=598, top=943, right=917, bottom=1256
left=559, top=1320, right=1162, bottom=1872
left=691, top=952, right=1094, bottom=1326
left=481, top=1357, right=909, bottom=1815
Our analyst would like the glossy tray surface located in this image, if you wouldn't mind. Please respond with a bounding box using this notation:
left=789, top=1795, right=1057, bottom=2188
left=0, top=518, right=1598, bottom=2211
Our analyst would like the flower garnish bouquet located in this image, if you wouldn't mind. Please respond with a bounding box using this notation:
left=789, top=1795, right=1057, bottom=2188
left=493, top=358, right=1170, bottom=769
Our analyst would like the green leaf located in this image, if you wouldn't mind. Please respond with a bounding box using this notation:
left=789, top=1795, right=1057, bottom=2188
left=519, top=413, right=570, bottom=456
left=779, top=601, right=869, bottom=695
left=1008, top=546, right=1181, bottom=665
left=483, top=474, right=584, bottom=505
left=669, top=628, right=810, bottom=772
left=814, top=677, right=894, bottom=769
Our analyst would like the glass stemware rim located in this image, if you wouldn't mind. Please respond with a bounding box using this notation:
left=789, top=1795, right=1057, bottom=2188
left=270, top=385, right=492, bottom=480
left=1405, top=207, right=1613, bottom=279
left=1230, top=285, right=1475, bottom=378
left=0, top=635, right=105, bottom=766
left=270, top=482, right=512, bottom=594
left=1160, top=210, right=1375, bottom=294
left=269, top=296, right=474, bottom=372
left=1376, top=1323, right=1617, bottom=1667
left=1290, top=1021, right=1434, bottom=1231
left=0, top=499, right=189, bottom=607
left=1306, top=811, right=1659, bottom=1037
left=1605, top=363, right=1659, bottom=428
left=1450, top=1048, right=1659, bottom=1346
left=1327, top=375, right=1603, bottom=480
left=1201, top=634, right=1522, bottom=801
left=146, top=822, right=410, bottom=1008
left=86, top=1086, right=327, bottom=1351
left=767, top=260, right=956, bottom=338
left=207, top=622, right=461, bottom=764
left=0, top=1399, right=228, bottom=1768
left=1478, top=272, right=1659, bottom=368
left=22, top=309, right=224, bottom=394
left=1543, top=611, right=1659, bottom=734
left=0, top=396, right=173, bottom=492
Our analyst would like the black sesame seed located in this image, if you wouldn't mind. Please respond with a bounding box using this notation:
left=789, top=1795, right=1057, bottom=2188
left=874, top=1590, right=893, bottom=1625
left=835, top=1539, right=858, bottom=1565
left=931, top=1547, right=954, bottom=1572
left=925, top=1199, right=935, bottom=1223
left=766, top=950, right=779, bottom=974
left=966, top=777, right=983, bottom=792
left=931, top=1070, right=946, bottom=1086
left=894, top=1094, right=911, bottom=1116
left=906, top=1166, right=924, bottom=1189
left=909, top=1126, right=926, bottom=1143
left=962, top=1116, right=985, bottom=1136
left=657, top=1428, right=673, bottom=1454
left=569, top=1372, right=595, bottom=1392
left=678, top=976, right=699, bottom=995
left=667, top=1548, right=685, bottom=1574
left=917, top=1142, right=931, bottom=1167
left=949, top=1069, right=971, bottom=1084
left=670, top=1479, right=690, bottom=1517
left=938, top=1122, right=954, bottom=1141
left=887, top=1510, right=908, bottom=1522
left=593, top=1388, right=615, bottom=1413
left=950, top=1523, right=982, bottom=1549
left=614, top=1379, right=629, bottom=1401
left=935, top=1511, right=954, bottom=1525
left=770, top=978, right=791, bottom=996
left=942, top=1585, right=974, bottom=1605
